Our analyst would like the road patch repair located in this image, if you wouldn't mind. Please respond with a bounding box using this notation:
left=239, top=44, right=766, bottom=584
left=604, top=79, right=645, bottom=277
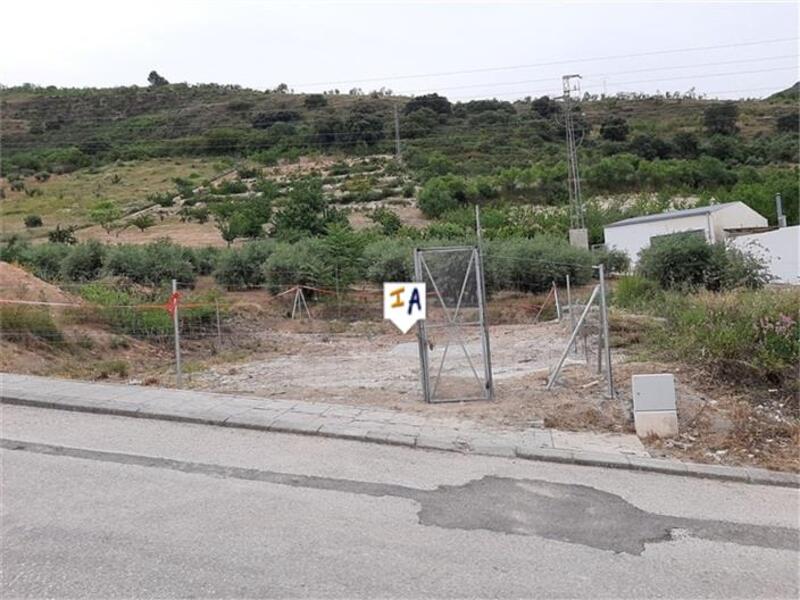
left=0, top=373, right=797, bottom=488
left=3, top=438, right=798, bottom=556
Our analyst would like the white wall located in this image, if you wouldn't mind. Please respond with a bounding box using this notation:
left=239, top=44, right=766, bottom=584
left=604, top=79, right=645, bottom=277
left=711, top=202, right=769, bottom=241
left=730, top=226, right=799, bottom=284
left=604, top=214, right=710, bottom=267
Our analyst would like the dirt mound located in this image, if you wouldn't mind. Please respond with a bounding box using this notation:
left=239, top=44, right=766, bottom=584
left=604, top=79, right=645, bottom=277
left=0, top=262, right=80, bottom=305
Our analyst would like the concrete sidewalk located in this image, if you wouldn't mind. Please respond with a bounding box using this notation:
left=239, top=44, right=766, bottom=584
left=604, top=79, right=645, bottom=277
left=1, top=373, right=796, bottom=487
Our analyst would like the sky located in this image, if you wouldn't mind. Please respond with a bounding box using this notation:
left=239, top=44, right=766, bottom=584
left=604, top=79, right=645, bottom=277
left=2, top=1, right=798, bottom=100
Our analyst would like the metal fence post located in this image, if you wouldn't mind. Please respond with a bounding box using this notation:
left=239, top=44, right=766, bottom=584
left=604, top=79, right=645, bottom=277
left=172, top=279, right=183, bottom=387
left=598, top=264, right=614, bottom=397
left=553, top=281, right=562, bottom=321
left=215, top=298, right=222, bottom=347
left=566, top=274, right=576, bottom=353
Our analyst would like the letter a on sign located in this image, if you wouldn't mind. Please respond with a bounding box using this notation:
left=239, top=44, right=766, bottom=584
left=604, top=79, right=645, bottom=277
left=383, top=282, right=426, bottom=333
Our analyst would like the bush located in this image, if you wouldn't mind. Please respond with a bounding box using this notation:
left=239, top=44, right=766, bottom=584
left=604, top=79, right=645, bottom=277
left=656, top=289, right=798, bottom=388
left=24, top=214, right=43, bottom=228
left=61, top=241, right=106, bottom=281
left=214, top=180, right=248, bottom=194
left=704, top=102, right=739, bottom=135
left=362, top=238, right=414, bottom=284
left=304, top=94, right=328, bottom=109
left=637, top=235, right=769, bottom=291
left=47, top=225, right=78, bottom=245
left=103, top=240, right=197, bottom=286
left=263, top=239, right=328, bottom=294
left=485, top=236, right=594, bottom=293
left=0, top=305, right=62, bottom=342
left=213, top=240, right=277, bottom=289
left=418, top=175, right=472, bottom=218
left=368, top=207, right=402, bottom=235
left=24, top=243, right=72, bottom=281
left=592, top=248, right=630, bottom=274
left=613, top=275, right=663, bottom=310
left=147, top=192, right=175, bottom=207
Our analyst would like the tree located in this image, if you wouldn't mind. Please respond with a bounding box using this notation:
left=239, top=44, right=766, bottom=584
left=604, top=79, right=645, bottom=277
left=89, top=201, right=122, bottom=235
left=48, top=225, right=78, bottom=245
left=130, top=214, right=156, bottom=232
left=776, top=111, right=799, bottom=134
left=672, top=132, right=699, bottom=158
left=531, top=95, right=558, bottom=118
left=599, top=116, right=630, bottom=142
left=402, top=108, right=439, bottom=138
left=403, top=93, right=451, bottom=116
left=368, top=207, right=402, bottom=235
left=24, top=214, right=43, bottom=228
left=703, top=102, right=739, bottom=135
left=272, top=178, right=337, bottom=238
left=304, top=94, right=328, bottom=109
left=147, top=70, right=169, bottom=87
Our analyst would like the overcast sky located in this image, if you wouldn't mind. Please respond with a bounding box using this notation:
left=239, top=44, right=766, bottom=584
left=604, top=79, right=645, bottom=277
left=2, top=1, right=797, bottom=99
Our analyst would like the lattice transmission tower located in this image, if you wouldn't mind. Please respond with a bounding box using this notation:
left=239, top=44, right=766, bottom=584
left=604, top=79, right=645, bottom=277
left=562, top=74, right=587, bottom=244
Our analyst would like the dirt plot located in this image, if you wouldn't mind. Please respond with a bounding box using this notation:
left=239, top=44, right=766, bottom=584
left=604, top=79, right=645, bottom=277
left=189, top=319, right=628, bottom=431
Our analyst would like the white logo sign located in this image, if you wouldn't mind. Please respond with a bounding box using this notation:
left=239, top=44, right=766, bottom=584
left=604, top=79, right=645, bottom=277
left=383, top=282, right=426, bottom=333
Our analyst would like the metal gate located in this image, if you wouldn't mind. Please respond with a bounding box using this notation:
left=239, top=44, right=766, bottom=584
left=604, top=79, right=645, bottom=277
left=414, top=246, right=493, bottom=403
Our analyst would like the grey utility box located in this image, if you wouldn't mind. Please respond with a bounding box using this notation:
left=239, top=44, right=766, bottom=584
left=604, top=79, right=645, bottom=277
left=632, top=374, right=678, bottom=438
left=632, top=374, right=676, bottom=412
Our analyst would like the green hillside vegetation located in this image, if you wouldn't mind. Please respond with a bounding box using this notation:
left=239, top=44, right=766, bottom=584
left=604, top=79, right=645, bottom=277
left=1, top=81, right=798, bottom=248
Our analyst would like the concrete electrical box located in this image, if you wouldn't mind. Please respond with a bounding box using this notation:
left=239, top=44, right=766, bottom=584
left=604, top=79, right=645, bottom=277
left=632, top=374, right=679, bottom=438
left=569, top=228, right=589, bottom=250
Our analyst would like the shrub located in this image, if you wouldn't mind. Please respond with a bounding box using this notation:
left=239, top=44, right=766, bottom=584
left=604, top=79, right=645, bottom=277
left=418, top=175, right=471, bottom=218
left=263, top=239, right=328, bottom=294
left=237, top=166, right=260, bottom=179
left=637, top=235, right=769, bottom=291
left=304, top=94, right=328, bottom=109
left=24, top=243, right=72, bottom=281
left=214, top=180, right=248, bottom=194
left=147, top=192, right=175, bottom=207
left=485, top=236, right=594, bottom=293
left=47, top=225, right=78, bottom=245
left=129, top=214, right=156, bottom=232
left=0, top=305, right=62, bottom=342
left=613, top=275, right=663, bottom=310
left=61, top=241, right=106, bottom=281
left=103, top=240, right=197, bottom=286
left=656, top=289, right=799, bottom=388
left=213, top=240, right=277, bottom=289
left=189, top=246, right=220, bottom=276
left=600, top=116, right=629, bottom=142
left=404, top=93, right=451, bottom=115
left=362, top=238, right=414, bottom=284
left=704, top=101, right=739, bottom=135
left=89, top=200, right=122, bottom=234
left=24, top=214, right=43, bottom=228
left=368, top=207, right=402, bottom=235
left=95, top=359, right=129, bottom=379
left=592, top=248, right=630, bottom=274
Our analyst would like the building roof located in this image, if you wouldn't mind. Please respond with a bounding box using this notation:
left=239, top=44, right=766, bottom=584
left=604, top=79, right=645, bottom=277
left=604, top=202, right=740, bottom=229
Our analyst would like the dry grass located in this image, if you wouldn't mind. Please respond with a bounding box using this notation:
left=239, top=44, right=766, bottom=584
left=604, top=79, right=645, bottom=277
left=1, top=158, right=225, bottom=239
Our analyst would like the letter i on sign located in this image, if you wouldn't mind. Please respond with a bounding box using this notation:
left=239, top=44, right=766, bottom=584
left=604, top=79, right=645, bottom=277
left=383, top=282, right=426, bottom=333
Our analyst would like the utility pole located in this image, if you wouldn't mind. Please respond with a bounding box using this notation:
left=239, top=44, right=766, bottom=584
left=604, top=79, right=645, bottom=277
left=775, top=193, right=787, bottom=228
left=562, top=74, right=588, bottom=249
left=393, top=104, right=402, bottom=162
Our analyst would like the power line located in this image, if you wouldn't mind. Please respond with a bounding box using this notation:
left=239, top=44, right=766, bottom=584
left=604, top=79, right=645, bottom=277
left=293, top=36, right=798, bottom=86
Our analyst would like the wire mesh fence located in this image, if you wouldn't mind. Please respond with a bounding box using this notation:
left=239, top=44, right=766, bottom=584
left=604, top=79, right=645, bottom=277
left=0, top=252, right=614, bottom=399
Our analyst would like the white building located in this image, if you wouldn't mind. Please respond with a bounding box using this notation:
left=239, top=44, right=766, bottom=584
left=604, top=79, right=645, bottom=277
left=603, top=202, right=768, bottom=266
left=730, top=226, right=799, bottom=285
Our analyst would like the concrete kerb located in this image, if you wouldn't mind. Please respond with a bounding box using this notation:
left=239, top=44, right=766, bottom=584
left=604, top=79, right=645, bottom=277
left=0, top=392, right=797, bottom=489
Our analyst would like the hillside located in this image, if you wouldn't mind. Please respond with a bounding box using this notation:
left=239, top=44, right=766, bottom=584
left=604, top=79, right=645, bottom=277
left=1, top=82, right=798, bottom=246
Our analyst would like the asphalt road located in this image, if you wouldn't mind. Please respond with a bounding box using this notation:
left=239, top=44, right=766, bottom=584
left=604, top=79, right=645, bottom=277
left=1, top=405, right=798, bottom=599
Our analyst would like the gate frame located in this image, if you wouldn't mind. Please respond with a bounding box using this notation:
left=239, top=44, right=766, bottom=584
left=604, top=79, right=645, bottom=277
left=414, top=246, right=493, bottom=404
